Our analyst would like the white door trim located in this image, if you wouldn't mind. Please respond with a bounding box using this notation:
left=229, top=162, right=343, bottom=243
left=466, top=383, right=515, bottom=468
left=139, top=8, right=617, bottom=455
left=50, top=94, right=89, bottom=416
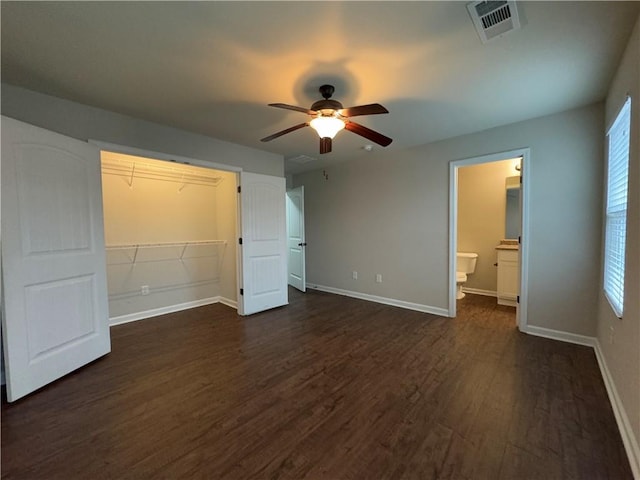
left=449, top=148, right=530, bottom=331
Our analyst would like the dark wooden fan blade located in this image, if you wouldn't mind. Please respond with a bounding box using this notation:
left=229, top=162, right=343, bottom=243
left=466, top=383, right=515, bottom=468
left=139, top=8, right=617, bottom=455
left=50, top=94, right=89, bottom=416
left=260, top=123, right=309, bottom=142
left=319, top=137, right=332, bottom=154
left=345, top=121, right=392, bottom=147
left=268, top=103, right=317, bottom=115
left=339, top=103, right=388, bottom=117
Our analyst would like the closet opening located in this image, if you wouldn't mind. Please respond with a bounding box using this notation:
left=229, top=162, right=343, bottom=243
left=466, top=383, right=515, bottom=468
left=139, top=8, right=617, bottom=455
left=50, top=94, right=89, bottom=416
left=100, top=151, right=239, bottom=325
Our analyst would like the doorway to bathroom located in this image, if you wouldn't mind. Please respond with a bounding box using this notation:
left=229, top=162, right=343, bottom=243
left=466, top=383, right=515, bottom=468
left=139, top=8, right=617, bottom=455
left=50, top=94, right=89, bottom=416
left=449, top=148, right=530, bottom=331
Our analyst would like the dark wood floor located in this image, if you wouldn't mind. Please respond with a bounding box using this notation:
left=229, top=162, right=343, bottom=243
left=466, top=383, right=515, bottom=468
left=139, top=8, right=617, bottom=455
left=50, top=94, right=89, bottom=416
left=2, top=289, right=631, bottom=479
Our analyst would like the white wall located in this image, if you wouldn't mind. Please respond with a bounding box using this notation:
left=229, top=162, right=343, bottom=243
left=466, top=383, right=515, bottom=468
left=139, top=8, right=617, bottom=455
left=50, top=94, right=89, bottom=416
left=294, top=102, right=604, bottom=336
left=458, top=159, right=517, bottom=293
left=598, top=15, right=640, bottom=474
left=0, top=84, right=284, bottom=177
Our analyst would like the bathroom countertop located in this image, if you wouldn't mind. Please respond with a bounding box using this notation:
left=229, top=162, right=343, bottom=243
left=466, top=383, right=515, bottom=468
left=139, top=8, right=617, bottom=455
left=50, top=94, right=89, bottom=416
left=496, top=239, right=519, bottom=250
left=495, top=244, right=519, bottom=250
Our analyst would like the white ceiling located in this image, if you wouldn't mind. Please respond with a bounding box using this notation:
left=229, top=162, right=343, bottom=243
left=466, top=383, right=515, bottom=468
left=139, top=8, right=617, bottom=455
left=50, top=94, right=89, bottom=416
left=2, top=1, right=638, bottom=174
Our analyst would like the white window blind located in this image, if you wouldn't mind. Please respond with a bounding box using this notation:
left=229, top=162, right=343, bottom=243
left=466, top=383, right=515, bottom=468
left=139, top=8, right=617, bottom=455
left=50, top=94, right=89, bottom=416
left=604, top=97, right=631, bottom=318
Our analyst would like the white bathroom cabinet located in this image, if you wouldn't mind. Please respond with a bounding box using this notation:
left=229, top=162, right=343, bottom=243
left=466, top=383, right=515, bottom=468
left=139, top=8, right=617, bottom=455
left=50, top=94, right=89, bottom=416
left=496, top=247, right=519, bottom=307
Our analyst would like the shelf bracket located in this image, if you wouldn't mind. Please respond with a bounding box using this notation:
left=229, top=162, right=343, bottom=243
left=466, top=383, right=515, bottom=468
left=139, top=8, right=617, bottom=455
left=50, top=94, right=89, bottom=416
left=128, top=163, right=136, bottom=188
left=178, top=173, right=187, bottom=192
left=179, top=242, right=188, bottom=261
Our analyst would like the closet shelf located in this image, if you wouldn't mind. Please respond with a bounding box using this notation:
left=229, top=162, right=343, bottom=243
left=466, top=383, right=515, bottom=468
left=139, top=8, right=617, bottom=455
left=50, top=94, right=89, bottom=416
left=106, top=240, right=227, bottom=265
left=101, top=157, right=223, bottom=189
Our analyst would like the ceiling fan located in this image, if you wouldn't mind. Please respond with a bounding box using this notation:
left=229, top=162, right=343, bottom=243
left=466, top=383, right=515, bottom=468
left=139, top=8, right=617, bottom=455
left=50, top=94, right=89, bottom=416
left=261, top=84, right=392, bottom=154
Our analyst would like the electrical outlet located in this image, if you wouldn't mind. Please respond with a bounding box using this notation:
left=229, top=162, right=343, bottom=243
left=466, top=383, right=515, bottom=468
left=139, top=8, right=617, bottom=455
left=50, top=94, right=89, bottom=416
left=352, top=271, right=358, bottom=280
left=141, top=285, right=150, bottom=296
left=376, top=274, right=382, bottom=283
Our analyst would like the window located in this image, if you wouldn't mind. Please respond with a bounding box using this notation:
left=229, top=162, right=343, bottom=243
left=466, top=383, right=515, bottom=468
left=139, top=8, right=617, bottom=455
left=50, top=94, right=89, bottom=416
left=604, top=97, right=631, bottom=318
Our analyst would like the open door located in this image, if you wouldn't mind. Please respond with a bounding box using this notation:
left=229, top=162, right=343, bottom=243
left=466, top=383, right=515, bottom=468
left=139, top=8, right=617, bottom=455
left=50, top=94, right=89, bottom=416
left=238, top=172, right=287, bottom=315
left=516, top=162, right=524, bottom=328
left=286, top=186, right=306, bottom=292
left=1, top=117, right=111, bottom=402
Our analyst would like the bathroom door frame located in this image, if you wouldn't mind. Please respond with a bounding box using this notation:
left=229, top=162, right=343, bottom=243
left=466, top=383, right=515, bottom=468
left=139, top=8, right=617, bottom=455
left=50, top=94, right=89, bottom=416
left=448, top=147, right=530, bottom=331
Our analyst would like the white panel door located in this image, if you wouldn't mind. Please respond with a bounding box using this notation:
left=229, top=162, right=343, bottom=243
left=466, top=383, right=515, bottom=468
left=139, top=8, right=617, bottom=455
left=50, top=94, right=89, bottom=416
left=1, top=117, right=111, bottom=402
left=286, top=186, right=306, bottom=292
left=238, top=172, right=287, bottom=315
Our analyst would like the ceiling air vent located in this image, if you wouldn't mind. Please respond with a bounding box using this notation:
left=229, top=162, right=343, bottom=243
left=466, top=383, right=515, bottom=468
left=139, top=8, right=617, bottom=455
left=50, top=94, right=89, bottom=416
left=467, top=1, right=521, bottom=43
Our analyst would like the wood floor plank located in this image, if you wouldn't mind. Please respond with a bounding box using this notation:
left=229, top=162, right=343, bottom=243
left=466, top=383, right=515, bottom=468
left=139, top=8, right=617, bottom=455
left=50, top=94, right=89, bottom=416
left=1, top=290, right=632, bottom=479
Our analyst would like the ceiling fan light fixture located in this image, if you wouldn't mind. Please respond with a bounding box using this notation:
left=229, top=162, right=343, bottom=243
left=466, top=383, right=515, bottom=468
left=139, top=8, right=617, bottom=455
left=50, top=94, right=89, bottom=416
left=310, top=115, right=345, bottom=139
left=262, top=85, right=392, bottom=153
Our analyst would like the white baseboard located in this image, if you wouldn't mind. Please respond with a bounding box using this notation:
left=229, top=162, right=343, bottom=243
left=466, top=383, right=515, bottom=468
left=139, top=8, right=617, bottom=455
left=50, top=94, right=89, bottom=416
left=110, top=296, right=222, bottom=326
left=306, top=284, right=450, bottom=317
left=461, top=287, right=497, bottom=297
left=594, top=340, right=640, bottom=479
left=218, top=296, right=237, bottom=309
left=521, top=324, right=596, bottom=347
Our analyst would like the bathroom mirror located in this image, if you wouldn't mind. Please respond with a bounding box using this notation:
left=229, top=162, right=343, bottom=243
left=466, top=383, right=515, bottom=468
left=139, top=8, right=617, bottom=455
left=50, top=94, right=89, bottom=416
left=505, top=183, right=520, bottom=239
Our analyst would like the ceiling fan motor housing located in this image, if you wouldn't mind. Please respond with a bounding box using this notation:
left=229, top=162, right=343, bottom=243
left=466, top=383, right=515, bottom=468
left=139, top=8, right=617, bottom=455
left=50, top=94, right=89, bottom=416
left=312, top=84, right=343, bottom=114
left=310, top=99, right=343, bottom=113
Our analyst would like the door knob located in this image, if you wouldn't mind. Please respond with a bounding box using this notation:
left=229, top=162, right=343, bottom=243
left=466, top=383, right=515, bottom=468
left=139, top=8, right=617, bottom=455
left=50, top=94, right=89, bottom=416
left=298, top=242, right=307, bottom=247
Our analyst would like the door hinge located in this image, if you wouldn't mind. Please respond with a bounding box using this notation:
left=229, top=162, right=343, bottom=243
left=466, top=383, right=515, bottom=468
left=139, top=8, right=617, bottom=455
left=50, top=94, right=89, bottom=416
left=240, top=288, right=244, bottom=296
left=237, top=185, right=241, bottom=193
left=519, top=175, right=523, bottom=184
left=518, top=236, right=521, bottom=244
left=238, top=237, right=243, bottom=245
left=517, top=295, right=520, bottom=303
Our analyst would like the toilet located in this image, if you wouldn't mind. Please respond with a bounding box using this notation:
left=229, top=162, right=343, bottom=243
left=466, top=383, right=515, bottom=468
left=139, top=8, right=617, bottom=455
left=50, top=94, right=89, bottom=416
left=456, top=252, right=478, bottom=300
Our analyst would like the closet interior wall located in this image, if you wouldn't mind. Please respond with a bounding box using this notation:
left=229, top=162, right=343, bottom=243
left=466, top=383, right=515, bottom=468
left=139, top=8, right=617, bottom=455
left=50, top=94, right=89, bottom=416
left=100, top=152, right=237, bottom=322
